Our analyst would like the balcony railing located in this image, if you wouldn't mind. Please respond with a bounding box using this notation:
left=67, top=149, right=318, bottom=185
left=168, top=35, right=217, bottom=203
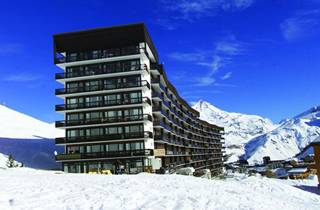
left=55, top=64, right=147, bottom=80
left=55, top=80, right=150, bottom=95
left=56, top=97, right=151, bottom=111
left=153, top=120, right=173, bottom=132
left=55, top=149, right=153, bottom=161
left=55, top=131, right=153, bottom=144
left=55, top=45, right=142, bottom=64
left=55, top=114, right=152, bottom=127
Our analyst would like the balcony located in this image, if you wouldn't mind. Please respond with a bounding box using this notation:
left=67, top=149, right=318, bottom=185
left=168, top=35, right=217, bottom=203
left=55, top=114, right=152, bottom=128
left=56, top=64, right=147, bottom=80
left=55, top=131, right=153, bottom=144
left=55, top=46, right=142, bottom=64
left=55, top=97, right=151, bottom=112
left=55, top=80, right=150, bottom=96
left=153, top=120, right=173, bottom=132
left=55, top=149, right=153, bottom=161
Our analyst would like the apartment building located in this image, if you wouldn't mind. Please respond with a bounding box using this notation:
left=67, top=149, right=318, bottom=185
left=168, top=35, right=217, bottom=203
left=54, top=23, right=225, bottom=175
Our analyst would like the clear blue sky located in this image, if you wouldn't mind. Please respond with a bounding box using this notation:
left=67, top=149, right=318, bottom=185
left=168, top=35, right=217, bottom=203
left=0, top=0, right=319, bottom=123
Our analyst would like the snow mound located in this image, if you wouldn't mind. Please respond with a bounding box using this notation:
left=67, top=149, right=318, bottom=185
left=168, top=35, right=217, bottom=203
left=193, top=100, right=277, bottom=162
left=0, top=104, right=62, bottom=139
left=244, top=106, right=320, bottom=164
left=0, top=169, right=319, bottom=210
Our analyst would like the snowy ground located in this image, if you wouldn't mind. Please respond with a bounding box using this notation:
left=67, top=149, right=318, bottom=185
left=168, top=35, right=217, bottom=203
left=0, top=168, right=319, bottom=210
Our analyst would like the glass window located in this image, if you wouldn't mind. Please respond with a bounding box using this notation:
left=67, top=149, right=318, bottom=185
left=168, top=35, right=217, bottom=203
left=106, top=126, right=122, bottom=135
left=86, top=128, right=102, bottom=136
left=92, top=145, right=101, bottom=153
left=109, top=144, right=118, bottom=151
left=119, top=144, right=124, bottom=151
left=123, top=76, right=140, bottom=87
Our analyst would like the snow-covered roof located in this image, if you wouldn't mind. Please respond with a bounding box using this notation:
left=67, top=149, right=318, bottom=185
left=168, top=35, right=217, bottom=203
left=288, top=167, right=308, bottom=174
left=311, top=136, right=320, bottom=146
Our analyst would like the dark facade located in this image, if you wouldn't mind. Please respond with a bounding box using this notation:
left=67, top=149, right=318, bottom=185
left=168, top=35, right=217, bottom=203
left=54, top=23, right=225, bottom=175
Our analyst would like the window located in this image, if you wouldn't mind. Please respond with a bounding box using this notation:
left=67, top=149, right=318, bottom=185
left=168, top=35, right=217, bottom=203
left=92, top=50, right=99, bottom=59
left=109, top=144, right=118, bottom=152
left=130, top=142, right=143, bottom=150
left=105, top=110, right=122, bottom=121
left=123, top=108, right=143, bottom=120
left=67, top=113, right=84, bottom=121
left=67, top=129, right=85, bottom=138
left=125, top=142, right=144, bottom=151
left=104, top=78, right=118, bottom=89
left=85, top=80, right=99, bottom=91
left=125, top=124, right=143, bottom=134
left=85, top=96, right=102, bottom=107
left=92, top=145, right=102, bottom=153
left=86, top=128, right=102, bottom=137
left=123, top=76, right=140, bottom=87
left=86, top=112, right=102, bottom=120
left=105, top=126, right=122, bottom=135
left=123, top=91, right=141, bottom=104
left=68, top=52, right=78, bottom=62
left=67, top=82, right=83, bottom=93
left=104, top=94, right=121, bottom=105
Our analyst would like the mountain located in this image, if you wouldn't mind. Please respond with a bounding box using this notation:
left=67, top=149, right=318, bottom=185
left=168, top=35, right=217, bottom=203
left=193, top=100, right=277, bottom=162
left=0, top=104, right=63, bottom=169
left=244, top=106, right=320, bottom=164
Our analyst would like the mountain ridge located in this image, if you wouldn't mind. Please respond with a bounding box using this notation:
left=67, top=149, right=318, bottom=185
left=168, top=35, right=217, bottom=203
left=193, top=100, right=320, bottom=164
left=192, top=100, right=277, bottom=162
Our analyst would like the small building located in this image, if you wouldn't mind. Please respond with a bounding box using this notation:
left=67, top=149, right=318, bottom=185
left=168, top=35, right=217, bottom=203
left=287, top=167, right=309, bottom=179
left=311, top=136, right=320, bottom=187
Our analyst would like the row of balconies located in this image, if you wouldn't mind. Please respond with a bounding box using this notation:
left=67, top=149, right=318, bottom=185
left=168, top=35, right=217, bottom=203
left=55, top=97, right=151, bottom=112
left=152, top=93, right=223, bottom=137
left=55, top=45, right=142, bottom=64
left=154, top=135, right=223, bottom=150
left=56, top=80, right=150, bottom=95
left=55, top=149, right=153, bottom=161
left=151, top=78, right=197, bottom=120
left=55, top=114, right=152, bottom=128
left=153, top=118, right=223, bottom=145
left=55, top=131, right=153, bottom=145
left=56, top=64, right=148, bottom=80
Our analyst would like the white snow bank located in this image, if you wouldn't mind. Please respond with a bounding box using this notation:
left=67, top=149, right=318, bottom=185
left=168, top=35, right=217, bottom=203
left=0, top=168, right=319, bottom=210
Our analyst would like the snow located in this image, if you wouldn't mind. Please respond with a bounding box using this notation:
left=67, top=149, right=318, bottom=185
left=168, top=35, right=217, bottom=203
left=0, top=153, right=8, bottom=168
left=244, top=106, right=320, bottom=164
left=193, top=100, right=277, bottom=162
left=0, top=105, right=64, bottom=169
left=193, top=100, right=320, bottom=164
left=0, top=168, right=319, bottom=210
left=0, top=104, right=62, bottom=139
left=288, top=167, right=308, bottom=173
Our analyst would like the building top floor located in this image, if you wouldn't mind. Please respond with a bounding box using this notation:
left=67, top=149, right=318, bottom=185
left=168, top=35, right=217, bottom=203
left=53, top=23, right=158, bottom=64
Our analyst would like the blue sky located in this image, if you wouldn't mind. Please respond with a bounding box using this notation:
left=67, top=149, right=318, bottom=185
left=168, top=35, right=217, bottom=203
left=0, top=0, right=319, bottom=123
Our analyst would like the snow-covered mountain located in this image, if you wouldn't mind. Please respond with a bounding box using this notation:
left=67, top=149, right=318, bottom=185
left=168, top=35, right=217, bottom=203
left=193, top=100, right=277, bottom=162
left=0, top=104, right=62, bottom=139
left=244, top=106, right=320, bottom=164
left=0, top=104, right=63, bottom=169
